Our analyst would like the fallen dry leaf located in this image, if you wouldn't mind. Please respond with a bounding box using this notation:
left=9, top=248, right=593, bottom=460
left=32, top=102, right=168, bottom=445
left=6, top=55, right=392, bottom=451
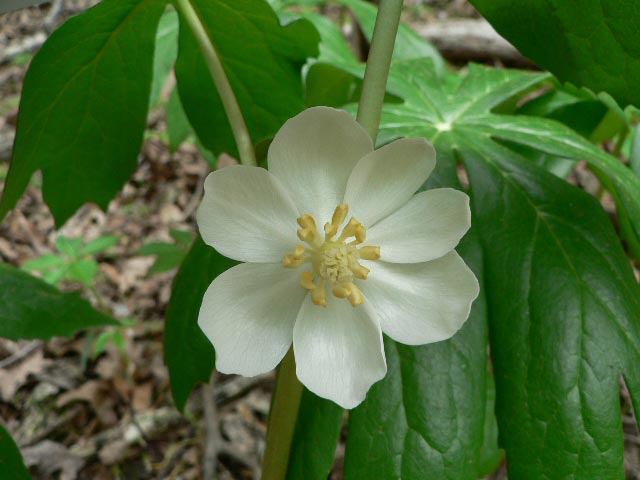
left=0, top=349, right=51, bottom=401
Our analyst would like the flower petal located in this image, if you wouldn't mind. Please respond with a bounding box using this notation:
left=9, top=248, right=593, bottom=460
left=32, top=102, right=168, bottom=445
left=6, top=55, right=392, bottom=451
left=196, top=165, right=299, bottom=263
left=344, top=138, right=436, bottom=226
left=268, top=107, right=373, bottom=224
left=360, top=252, right=479, bottom=345
left=366, top=188, right=471, bottom=263
left=293, top=296, right=386, bottom=409
left=198, top=263, right=306, bottom=376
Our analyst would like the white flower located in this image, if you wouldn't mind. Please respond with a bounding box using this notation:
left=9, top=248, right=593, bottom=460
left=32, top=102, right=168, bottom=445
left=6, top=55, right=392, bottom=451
left=196, top=107, right=479, bottom=409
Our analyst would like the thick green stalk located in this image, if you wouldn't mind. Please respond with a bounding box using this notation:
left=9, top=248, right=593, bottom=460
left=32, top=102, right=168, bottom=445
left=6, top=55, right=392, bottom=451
left=262, top=348, right=304, bottom=480
left=356, top=0, right=403, bottom=142
left=173, top=0, right=257, bottom=166
left=260, top=3, right=403, bottom=479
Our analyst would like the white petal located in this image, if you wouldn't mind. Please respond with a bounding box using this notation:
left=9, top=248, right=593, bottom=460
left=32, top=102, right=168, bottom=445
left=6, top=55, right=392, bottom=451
left=366, top=188, right=471, bottom=263
left=361, top=252, right=479, bottom=345
left=293, top=296, right=386, bottom=409
left=196, top=166, right=299, bottom=263
left=268, top=107, right=373, bottom=224
left=198, top=263, right=306, bottom=376
left=344, top=138, right=436, bottom=226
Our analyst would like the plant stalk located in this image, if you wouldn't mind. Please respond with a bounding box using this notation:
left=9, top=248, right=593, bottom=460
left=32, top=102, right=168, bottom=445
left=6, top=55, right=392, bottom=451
left=262, top=348, right=304, bottom=480
left=261, top=3, right=402, bottom=479
left=173, top=0, right=257, bottom=166
left=356, top=0, right=403, bottom=142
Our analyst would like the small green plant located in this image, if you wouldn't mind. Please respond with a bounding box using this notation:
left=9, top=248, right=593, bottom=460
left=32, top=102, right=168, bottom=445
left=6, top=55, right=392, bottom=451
left=91, top=317, right=136, bottom=360
left=22, top=234, right=117, bottom=287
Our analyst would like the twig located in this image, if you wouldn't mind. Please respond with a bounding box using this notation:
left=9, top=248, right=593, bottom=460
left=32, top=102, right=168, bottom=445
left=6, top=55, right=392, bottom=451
left=215, top=373, right=272, bottom=407
left=43, top=0, right=63, bottom=32
left=202, top=378, right=221, bottom=479
left=0, top=340, right=41, bottom=369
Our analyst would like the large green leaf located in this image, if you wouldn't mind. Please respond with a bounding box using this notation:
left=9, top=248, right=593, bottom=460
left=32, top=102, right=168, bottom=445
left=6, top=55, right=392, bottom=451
left=462, top=139, right=640, bottom=478
left=0, top=263, right=115, bottom=340
left=378, top=62, right=640, bottom=244
left=343, top=228, right=490, bottom=480
left=0, top=424, right=30, bottom=480
left=376, top=60, right=640, bottom=477
left=0, top=0, right=168, bottom=226
left=174, top=0, right=319, bottom=157
left=164, top=236, right=237, bottom=411
left=469, top=0, right=640, bottom=108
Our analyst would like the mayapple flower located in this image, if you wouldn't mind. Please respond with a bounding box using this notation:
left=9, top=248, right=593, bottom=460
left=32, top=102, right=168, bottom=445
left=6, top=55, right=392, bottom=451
left=196, top=107, right=479, bottom=409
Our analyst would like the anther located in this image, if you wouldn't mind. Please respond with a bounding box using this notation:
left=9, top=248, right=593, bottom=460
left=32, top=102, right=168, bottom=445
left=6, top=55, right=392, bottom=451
left=333, top=283, right=364, bottom=307
left=297, top=214, right=317, bottom=230
left=338, top=218, right=362, bottom=242
left=324, top=204, right=349, bottom=239
left=359, top=246, right=381, bottom=260
left=311, top=280, right=328, bottom=307
left=301, top=271, right=315, bottom=290
left=352, top=264, right=369, bottom=280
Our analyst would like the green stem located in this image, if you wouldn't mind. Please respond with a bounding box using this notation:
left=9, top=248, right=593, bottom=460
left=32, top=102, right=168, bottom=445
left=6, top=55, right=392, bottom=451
left=173, top=0, right=257, bottom=167
left=356, top=0, right=403, bottom=142
left=262, top=348, right=304, bottom=480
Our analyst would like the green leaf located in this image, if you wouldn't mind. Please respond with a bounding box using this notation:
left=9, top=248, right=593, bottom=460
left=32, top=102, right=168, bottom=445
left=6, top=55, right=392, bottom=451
left=42, top=266, right=67, bottom=286
left=174, top=0, right=319, bottom=157
left=344, top=229, right=488, bottom=480
left=169, top=228, right=194, bottom=247
left=81, top=235, right=118, bottom=255
left=21, top=254, right=66, bottom=272
left=166, top=87, right=193, bottom=152
left=287, top=390, right=343, bottom=480
left=92, top=330, right=114, bottom=359
left=55, top=236, right=84, bottom=258
left=462, top=139, right=640, bottom=479
left=476, top=373, right=503, bottom=477
left=630, top=125, right=640, bottom=178
left=136, top=242, right=187, bottom=274
left=0, top=424, right=31, bottom=480
left=0, top=0, right=168, bottom=226
left=469, top=0, right=640, bottom=108
left=0, top=262, right=115, bottom=341
left=165, top=236, right=237, bottom=411
left=376, top=60, right=640, bottom=477
left=67, top=258, right=99, bottom=286
left=149, top=8, right=179, bottom=107
left=378, top=62, right=640, bottom=250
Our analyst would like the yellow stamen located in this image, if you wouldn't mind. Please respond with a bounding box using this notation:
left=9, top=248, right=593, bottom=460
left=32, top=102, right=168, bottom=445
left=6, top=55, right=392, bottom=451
left=352, top=264, right=370, bottom=280
left=337, top=217, right=363, bottom=242
left=283, top=204, right=381, bottom=307
left=333, top=282, right=364, bottom=307
left=359, top=246, right=381, bottom=260
left=311, top=280, right=328, bottom=307
left=301, top=271, right=315, bottom=290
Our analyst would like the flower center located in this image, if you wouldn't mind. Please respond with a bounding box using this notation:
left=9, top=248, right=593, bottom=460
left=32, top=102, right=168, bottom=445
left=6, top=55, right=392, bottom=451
left=283, top=204, right=380, bottom=307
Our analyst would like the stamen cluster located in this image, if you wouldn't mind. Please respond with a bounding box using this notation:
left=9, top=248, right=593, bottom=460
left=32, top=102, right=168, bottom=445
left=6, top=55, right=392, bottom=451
left=283, top=204, right=380, bottom=307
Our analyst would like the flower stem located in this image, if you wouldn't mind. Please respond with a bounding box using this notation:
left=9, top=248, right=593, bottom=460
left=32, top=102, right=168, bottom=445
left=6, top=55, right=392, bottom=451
left=173, top=0, right=257, bottom=167
left=356, top=0, right=403, bottom=142
left=262, top=348, right=303, bottom=480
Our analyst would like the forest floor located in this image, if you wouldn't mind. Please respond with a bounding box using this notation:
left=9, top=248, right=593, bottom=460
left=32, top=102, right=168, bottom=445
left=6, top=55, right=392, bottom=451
left=0, top=1, right=639, bottom=479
